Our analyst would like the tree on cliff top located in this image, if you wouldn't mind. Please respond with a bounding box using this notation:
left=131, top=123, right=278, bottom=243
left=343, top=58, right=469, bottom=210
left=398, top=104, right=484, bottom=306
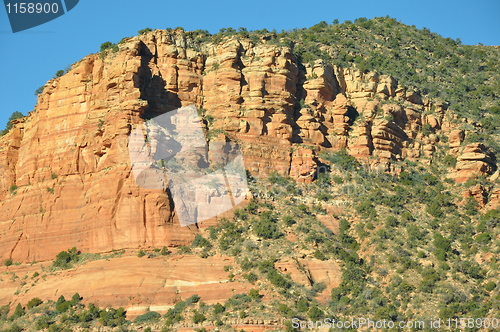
left=1, top=111, right=24, bottom=136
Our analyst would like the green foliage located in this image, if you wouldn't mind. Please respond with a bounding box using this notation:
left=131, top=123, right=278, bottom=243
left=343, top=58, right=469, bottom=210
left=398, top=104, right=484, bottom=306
left=0, top=304, right=9, bottom=320
left=98, top=307, right=126, bottom=327
left=186, top=294, right=200, bottom=305
left=192, top=234, right=211, bottom=248
left=164, top=301, right=187, bottom=326
left=1, top=111, right=24, bottom=136
left=3, top=323, right=22, bottom=332
left=313, top=250, right=327, bottom=261
left=282, top=215, right=296, bottom=226
left=137, top=250, right=146, bottom=257
left=134, top=311, right=160, bottom=323
left=192, top=312, right=206, bottom=324
left=118, top=37, right=131, bottom=44
left=308, top=306, right=324, bottom=320
left=253, top=217, right=282, bottom=239
left=71, top=293, right=81, bottom=305
left=4, top=258, right=13, bottom=266
left=226, top=293, right=251, bottom=307
left=267, top=269, right=291, bottom=289
left=10, top=303, right=25, bottom=320
left=320, top=148, right=360, bottom=171
left=27, top=297, right=43, bottom=309
left=248, top=289, right=261, bottom=301
left=484, top=281, right=496, bottom=292
left=218, top=220, right=244, bottom=250
left=421, top=123, right=433, bottom=135
left=160, top=246, right=171, bottom=256
left=35, top=85, right=44, bottom=95
left=99, top=42, right=119, bottom=58
left=464, top=197, right=479, bottom=216
left=53, top=247, right=80, bottom=269
left=138, top=28, right=153, bottom=35
left=243, top=272, right=258, bottom=283
left=433, top=233, right=452, bottom=261
left=54, top=70, right=64, bottom=78
left=296, top=298, right=309, bottom=312
left=35, top=316, right=52, bottom=329
left=213, top=303, right=225, bottom=315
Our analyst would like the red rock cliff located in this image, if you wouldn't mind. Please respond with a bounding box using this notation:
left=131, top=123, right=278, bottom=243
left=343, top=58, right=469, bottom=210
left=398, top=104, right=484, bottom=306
left=0, top=30, right=495, bottom=262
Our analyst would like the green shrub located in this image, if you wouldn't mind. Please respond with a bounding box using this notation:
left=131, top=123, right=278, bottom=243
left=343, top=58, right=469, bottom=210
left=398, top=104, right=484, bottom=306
left=100, top=42, right=113, bottom=52
left=296, top=298, right=309, bottom=312
left=192, top=234, right=211, bottom=248
left=313, top=250, right=327, bottom=261
left=243, top=272, right=258, bottom=283
left=137, top=250, right=146, bottom=257
left=118, top=37, right=131, bottom=44
left=253, top=219, right=282, bottom=239
left=385, top=216, right=399, bottom=227
left=0, top=304, right=10, bottom=320
left=421, top=123, right=433, bottom=135
left=54, top=70, right=64, bottom=78
left=99, top=42, right=119, bottom=59
left=134, top=311, right=160, bottom=323
left=267, top=269, right=291, bottom=289
left=484, top=281, right=496, bottom=291
left=9, top=185, right=18, bottom=194
left=226, top=293, right=251, bottom=307
left=4, top=258, right=13, bottom=266
left=186, top=294, right=200, bottom=304
left=27, top=297, right=43, bottom=309
left=308, top=306, right=324, bottom=320
left=160, top=246, right=171, bottom=256
left=35, top=85, right=44, bottom=95
left=5, top=323, right=23, bottom=332
left=475, top=232, right=492, bottom=244
left=1, top=111, right=24, bottom=136
left=70, top=293, right=81, bottom=305
left=178, top=246, right=192, bottom=254
left=213, top=303, right=225, bottom=315
left=192, top=312, right=206, bottom=324
left=35, top=316, right=52, bottom=329
left=320, top=148, right=360, bottom=171
left=53, top=247, right=80, bottom=269
left=99, top=307, right=126, bottom=327
left=138, top=28, right=152, bottom=35
left=10, top=303, right=25, bottom=320
left=248, top=289, right=261, bottom=301
left=282, top=215, right=296, bottom=226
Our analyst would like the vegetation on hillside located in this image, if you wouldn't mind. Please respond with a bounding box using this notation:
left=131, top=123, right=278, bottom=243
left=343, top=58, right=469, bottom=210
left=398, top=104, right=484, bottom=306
left=2, top=158, right=498, bottom=331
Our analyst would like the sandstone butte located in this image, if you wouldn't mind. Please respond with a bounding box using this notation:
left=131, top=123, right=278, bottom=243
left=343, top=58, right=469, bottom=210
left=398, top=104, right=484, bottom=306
left=0, top=30, right=498, bottom=316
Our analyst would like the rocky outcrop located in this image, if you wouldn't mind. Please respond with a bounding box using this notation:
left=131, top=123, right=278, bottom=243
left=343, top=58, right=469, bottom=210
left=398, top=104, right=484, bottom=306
left=0, top=30, right=497, bottom=262
left=450, top=143, right=497, bottom=183
left=0, top=253, right=251, bottom=317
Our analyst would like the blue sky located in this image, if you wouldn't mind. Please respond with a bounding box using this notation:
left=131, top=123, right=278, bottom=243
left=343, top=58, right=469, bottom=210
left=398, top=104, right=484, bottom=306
left=0, top=0, right=499, bottom=129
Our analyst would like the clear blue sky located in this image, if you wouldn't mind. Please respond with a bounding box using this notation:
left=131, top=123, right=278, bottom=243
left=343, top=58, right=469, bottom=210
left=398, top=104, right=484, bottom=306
left=0, top=0, right=499, bottom=129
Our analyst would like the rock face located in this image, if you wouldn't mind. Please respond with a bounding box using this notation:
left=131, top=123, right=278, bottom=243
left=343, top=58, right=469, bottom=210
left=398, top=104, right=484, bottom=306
left=0, top=30, right=497, bottom=262
left=0, top=254, right=250, bottom=317
left=451, top=143, right=497, bottom=183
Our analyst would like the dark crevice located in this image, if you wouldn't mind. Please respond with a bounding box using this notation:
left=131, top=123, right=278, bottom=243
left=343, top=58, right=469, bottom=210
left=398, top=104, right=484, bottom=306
left=135, top=41, right=181, bottom=120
